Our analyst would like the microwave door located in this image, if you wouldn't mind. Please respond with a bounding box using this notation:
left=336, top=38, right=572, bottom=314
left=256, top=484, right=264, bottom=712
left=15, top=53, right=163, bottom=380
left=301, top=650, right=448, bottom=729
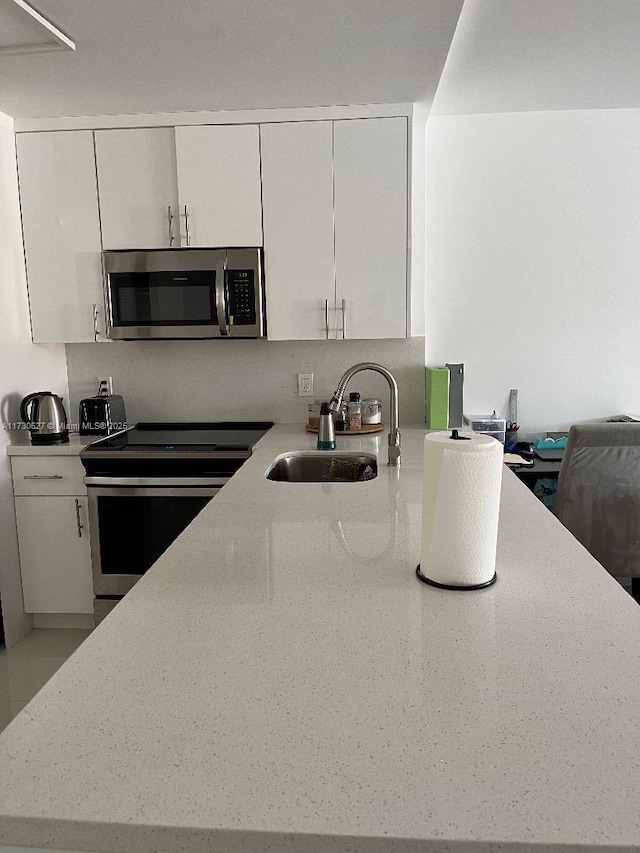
left=104, top=248, right=224, bottom=340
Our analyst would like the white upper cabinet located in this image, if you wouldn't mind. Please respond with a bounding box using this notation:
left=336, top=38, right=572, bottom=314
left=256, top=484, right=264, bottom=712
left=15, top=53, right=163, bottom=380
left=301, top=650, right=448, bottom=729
left=260, top=116, right=409, bottom=341
left=334, top=117, right=408, bottom=339
left=17, top=131, right=104, bottom=343
left=95, top=128, right=179, bottom=250
left=175, top=125, right=263, bottom=247
left=261, top=121, right=335, bottom=340
left=15, top=110, right=410, bottom=343
left=95, top=125, right=263, bottom=250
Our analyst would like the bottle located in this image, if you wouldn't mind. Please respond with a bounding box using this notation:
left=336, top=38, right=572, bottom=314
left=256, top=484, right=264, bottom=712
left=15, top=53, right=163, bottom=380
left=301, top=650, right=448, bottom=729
left=336, top=400, right=348, bottom=432
left=348, top=392, right=362, bottom=431
left=317, top=403, right=336, bottom=450
left=306, top=400, right=321, bottom=430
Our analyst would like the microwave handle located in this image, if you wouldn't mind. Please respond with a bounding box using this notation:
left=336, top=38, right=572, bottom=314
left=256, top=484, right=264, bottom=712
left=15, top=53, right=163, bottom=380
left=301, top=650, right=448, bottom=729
left=215, top=255, right=229, bottom=336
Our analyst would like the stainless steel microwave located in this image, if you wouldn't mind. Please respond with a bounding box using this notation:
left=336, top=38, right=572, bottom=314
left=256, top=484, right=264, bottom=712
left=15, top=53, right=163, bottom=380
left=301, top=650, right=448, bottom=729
left=103, top=248, right=266, bottom=340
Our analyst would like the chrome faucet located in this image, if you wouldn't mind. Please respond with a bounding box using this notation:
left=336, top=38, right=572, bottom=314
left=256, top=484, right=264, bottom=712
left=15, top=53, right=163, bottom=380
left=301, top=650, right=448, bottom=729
left=328, top=362, right=401, bottom=467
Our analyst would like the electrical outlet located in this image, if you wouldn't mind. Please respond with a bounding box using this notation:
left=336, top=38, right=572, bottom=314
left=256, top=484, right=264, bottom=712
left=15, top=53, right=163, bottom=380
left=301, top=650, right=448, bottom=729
left=297, top=373, right=314, bottom=397
left=97, top=376, right=113, bottom=397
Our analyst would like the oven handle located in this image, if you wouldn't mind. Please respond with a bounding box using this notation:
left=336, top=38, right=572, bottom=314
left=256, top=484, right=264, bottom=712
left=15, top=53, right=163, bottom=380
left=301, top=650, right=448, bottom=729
left=84, top=476, right=231, bottom=487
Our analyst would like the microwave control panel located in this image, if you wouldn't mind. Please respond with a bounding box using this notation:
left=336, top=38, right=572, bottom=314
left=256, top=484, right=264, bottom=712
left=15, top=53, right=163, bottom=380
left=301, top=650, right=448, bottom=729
left=227, top=270, right=256, bottom=326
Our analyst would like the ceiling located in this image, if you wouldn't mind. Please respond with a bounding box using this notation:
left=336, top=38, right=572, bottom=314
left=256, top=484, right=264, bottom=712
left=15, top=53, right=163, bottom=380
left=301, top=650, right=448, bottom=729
left=4, top=1, right=640, bottom=124
left=432, top=0, right=640, bottom=116
left=0, top=0, right=464, bottom=120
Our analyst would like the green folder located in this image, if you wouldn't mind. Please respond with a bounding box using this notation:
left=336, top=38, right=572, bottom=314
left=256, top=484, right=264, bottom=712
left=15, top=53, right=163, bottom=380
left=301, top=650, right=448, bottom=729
left=426, top=367, right=450, bottom=430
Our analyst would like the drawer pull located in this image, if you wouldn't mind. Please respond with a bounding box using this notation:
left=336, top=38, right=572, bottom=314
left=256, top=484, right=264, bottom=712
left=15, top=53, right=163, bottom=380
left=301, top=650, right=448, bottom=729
left=23, top=474, right=64, bottom=480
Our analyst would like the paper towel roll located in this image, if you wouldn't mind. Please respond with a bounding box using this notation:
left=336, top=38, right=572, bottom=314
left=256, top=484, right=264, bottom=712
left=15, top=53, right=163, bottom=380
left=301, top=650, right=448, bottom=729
left=419, top=431, right=503, bottom=588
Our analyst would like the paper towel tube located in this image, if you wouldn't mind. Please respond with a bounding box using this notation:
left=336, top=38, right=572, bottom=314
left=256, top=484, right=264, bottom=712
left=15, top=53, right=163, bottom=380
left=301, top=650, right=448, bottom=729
left=417, top=430, right=503, bottom=590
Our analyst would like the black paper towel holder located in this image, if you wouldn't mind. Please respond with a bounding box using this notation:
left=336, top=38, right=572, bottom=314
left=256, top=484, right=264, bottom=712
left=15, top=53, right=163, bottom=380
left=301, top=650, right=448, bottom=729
left=415, top=564, right=497, bottom=590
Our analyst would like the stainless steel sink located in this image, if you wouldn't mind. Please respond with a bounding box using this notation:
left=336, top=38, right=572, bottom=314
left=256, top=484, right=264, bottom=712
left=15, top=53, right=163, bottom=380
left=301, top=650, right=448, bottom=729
left=266, top=452, right=377, bottom=483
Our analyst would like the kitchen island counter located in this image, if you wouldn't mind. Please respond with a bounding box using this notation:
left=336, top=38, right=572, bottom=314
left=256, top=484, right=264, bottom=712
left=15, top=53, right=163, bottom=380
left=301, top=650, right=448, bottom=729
left=1, top=424, right=640, bottom=853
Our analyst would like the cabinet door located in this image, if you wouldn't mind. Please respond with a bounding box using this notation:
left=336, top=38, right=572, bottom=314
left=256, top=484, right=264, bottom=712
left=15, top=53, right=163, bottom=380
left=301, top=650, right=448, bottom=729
left=95, top=128, right=179, bottom=250
left=261, top=121, right=335, bottom=340
left=334, top=117, right=408, bottom=339
left=17, top=131, right=104, bottom=343
left=175, top=125, right=262, bottom=247
left=15, top=496, right=93, bottom=614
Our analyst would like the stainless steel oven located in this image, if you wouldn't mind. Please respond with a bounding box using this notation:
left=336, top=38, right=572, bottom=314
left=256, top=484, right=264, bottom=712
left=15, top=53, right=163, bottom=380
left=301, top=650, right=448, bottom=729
left=86, top=477, right=227, bottom=597
left=80, top=422, right=274, bottom=621
left=103, top=248, right=265, bottom=340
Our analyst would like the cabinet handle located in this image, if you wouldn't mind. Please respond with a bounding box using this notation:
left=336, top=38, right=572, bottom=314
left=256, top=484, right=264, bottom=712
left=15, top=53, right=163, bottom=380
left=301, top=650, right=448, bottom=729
left=324, top=299, right=330, bottom=339
left=74, top=498, right=84, bottom=538
left=183, top=204, right=191, bottom=246
left=23, top=474, right=63, bottom=480
left=215, top=254, right=229, bottom=337
left=92, top=303, right=100, bottom=342
left=167, top=205, right=175, bottom=246
left=341, top=298, right=347, bottom=339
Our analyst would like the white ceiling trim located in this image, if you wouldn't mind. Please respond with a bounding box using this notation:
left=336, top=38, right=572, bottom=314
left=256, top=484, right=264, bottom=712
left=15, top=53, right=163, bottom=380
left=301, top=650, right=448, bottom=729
left=14, top=102, right=413, bottom=133
left=0, top=0, right=75, bottom=55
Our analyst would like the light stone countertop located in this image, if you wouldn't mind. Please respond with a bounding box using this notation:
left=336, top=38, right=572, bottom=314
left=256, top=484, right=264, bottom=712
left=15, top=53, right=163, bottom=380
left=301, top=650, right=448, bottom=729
left=6, top=433, right=91, bottom=455
left=1, top=423, right=640, bottom=853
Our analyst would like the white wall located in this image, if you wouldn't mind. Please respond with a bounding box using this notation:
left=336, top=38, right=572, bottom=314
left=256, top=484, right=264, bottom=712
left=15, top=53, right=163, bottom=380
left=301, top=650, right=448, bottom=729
left=65, top=338, right=426, bottom=427
left=426, top=108, right=640, bottom=436
left=0, top=115, right=68, bottom=647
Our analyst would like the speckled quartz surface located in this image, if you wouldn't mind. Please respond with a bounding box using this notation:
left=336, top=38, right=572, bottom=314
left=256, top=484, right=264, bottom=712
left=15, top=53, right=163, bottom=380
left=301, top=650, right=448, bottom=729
left=6, top=433, right=90, bottom=455
left=1, top=424, right=640, bottom=853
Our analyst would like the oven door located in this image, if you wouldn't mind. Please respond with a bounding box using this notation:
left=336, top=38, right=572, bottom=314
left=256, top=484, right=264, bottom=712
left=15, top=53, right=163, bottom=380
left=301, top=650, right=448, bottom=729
left=87, top=479, right=226, bottom=596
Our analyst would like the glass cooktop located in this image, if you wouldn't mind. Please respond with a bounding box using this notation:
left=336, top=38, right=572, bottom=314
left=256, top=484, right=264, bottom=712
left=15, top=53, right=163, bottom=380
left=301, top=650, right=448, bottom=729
left=83, top=422, right=274, bottom=454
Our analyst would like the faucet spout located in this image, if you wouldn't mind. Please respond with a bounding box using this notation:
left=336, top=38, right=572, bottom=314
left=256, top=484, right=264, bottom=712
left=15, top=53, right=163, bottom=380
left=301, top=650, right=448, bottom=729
left=328, top=362, right=401, bottom=467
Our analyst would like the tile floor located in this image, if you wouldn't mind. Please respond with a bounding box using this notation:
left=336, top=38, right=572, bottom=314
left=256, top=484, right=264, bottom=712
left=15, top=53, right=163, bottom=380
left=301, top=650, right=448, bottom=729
left=0, top=628, right=92, bottom=733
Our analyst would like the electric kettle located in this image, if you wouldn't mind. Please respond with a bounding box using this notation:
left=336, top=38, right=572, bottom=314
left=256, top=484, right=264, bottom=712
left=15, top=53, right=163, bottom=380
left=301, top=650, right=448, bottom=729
left=20, top=392, right=69, bottom=444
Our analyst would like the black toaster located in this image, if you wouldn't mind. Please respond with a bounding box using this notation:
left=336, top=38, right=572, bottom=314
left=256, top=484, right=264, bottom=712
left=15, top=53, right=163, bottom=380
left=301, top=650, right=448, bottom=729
left=79, top=395, right=127, bottom=436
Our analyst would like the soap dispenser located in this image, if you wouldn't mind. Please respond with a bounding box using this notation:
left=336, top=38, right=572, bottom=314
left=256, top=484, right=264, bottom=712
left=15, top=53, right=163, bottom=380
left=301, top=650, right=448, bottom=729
left=317, top=403, right=336, bottom=450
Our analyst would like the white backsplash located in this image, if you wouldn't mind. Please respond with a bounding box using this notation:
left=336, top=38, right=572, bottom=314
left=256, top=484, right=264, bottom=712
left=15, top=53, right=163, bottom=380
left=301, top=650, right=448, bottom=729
left=66, top=338, right=426, bottom=427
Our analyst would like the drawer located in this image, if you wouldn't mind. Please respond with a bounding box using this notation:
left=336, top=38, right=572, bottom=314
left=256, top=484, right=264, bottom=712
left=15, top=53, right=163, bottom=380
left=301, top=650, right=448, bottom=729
left=12, top=456, right=86, bottom=496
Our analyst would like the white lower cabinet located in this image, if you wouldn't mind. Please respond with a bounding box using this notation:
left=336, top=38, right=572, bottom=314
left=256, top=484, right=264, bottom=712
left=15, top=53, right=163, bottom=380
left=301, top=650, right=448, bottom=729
left=11, top=456, right=94, bottom=615
left=15, top=496, right=93, bottom=614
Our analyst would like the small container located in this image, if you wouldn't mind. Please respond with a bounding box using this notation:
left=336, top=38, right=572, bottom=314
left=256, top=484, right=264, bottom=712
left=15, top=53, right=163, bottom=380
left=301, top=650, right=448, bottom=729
left=317, top=403, right=336, bottom=449
left=362, top=398, right=382, bottom=425
left=462, top=413, right=506, bottom=445
left=307, top=400, right=323, bottom=430
left=348, top=392, right=362, bottom=431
